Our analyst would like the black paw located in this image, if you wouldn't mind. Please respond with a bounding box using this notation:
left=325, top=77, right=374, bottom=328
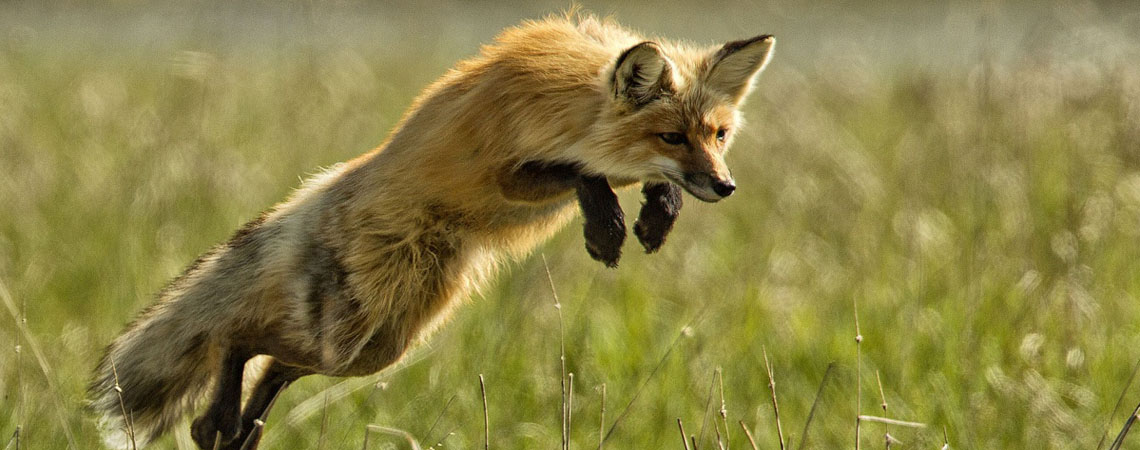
left=577, top=175, right=625, bottom=268
left=633, top=182, right=683, bottom=253
left=191, top=413, right=242, bottom=449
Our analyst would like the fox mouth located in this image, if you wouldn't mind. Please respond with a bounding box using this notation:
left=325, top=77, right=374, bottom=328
left=661, top=172, right=736, bottom=203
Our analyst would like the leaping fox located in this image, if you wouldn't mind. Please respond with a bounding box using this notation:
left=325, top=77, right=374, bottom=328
left=90, top=12, right=774, bottom=449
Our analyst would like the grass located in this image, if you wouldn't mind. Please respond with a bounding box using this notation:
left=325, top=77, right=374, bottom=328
left=3, top=1, right=1140, bottom=449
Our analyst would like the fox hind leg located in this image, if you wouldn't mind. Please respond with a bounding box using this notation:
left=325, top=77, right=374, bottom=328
left=221, top=360, right=308, bottom=450
left=191, top=348, right=251, bottom=449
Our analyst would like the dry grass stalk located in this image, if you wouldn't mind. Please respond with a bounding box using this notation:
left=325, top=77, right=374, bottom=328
left=236, top=419, right=264, bottom=450
left=317, top=392, right=329, bottom=450
left=1109, top=402, right=1140, bottom=450
left=716, top=367, right=731, bottom=447
left=427, top=430, right=456, bottom=450
left=854, top=298, right=863, bottom=450
left=270, top=358, right=429, bottom=447
left=360, top=425, right=372, bottom=450
left=568, top=372, right=575, bottom=448
left=598, top=384, right=606, bottom=450
left=797, top=362, right=835, bottom=450
left=541, top=255, right=570, bottom=450
left=603, top=323, right=690, bottom=443
left=698, top=368, right=718, bottom=447
left=1, top=281, right=79, bottom=449
left=763, top=347, right=786, bottom=450
left=361, top=424, right=423, bottom=450
left=856, top=416, right=926, bottom=429
left=875, top=371, right=888, bottom=449
left=739, top=421, right=758, bottom=450
left=480, top=374, right=490, bottom=450
left=237, top=380, right=287, bottom=450
left=678, top=419, right=691, bottom=450
left=267, top=376, right=383, bottom=448
left=12, top=284, right=22, bottom=450
left=713, top=422, right=726, bottom=450
left=4, top=429, right=18, bottom=450
left=423, top=394, right=456, bottom=446
left=109, top=358, right=138, bottom=450
left=1100, top=357, right=1140, bottom=450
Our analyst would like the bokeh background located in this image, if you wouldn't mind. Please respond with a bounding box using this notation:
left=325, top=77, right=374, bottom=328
left=3, top=1, right=1140, bottom=448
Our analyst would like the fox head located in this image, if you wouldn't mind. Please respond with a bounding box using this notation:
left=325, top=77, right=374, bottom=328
left=581, top=35, right=775, bottom=202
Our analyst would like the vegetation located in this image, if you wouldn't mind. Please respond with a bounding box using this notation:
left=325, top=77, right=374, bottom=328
left=3, top=2, right=1140, bottom=449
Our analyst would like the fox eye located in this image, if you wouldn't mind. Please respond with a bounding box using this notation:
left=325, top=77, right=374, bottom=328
left=658, top=132, right=687, bottom=146
left=716, top=129, right=728, bottom=142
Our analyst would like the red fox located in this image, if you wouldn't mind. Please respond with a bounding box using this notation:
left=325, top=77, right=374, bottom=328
left=89, top=13, right=774, bottom=449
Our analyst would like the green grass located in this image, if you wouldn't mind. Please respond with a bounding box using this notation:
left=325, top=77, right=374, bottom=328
left=4, top=2, right=1140, bottom=449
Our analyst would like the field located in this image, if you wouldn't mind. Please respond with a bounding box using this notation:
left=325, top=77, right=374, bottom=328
left=3, top=1, right=1140, bottom=449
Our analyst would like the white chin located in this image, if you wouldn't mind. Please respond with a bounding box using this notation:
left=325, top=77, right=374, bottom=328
left=662, top=173, right=722, bottom=203
left=688, top=189, right=723, bottom=203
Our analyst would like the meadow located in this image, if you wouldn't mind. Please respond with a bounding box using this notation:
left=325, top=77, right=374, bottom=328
left=3, top=1, right=1140, bottom=449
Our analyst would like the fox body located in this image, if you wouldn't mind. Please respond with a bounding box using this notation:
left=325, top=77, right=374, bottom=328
left=90, top=14, right=774, bottom=449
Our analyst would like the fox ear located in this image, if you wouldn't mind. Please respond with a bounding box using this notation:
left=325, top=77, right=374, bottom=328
left=705, top=35, right=775, bottom=104
left=612, top=41, right=675, bottom=107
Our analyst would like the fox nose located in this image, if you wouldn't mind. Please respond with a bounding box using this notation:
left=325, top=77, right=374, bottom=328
left=712, top=179, right=736, bottom=197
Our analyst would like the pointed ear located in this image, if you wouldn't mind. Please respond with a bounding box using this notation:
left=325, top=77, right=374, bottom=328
left=705, top=35, right=775, bottom=104
left=611, top=41, right=675, bottom=107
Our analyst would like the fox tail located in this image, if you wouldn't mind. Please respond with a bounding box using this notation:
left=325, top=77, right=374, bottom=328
left=89, top=300, right=218, bottom=449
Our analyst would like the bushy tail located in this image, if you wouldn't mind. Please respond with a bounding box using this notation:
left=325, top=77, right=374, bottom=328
left=90, top=302, right=219, bottom=449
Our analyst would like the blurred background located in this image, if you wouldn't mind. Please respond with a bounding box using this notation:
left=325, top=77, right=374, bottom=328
left=3, top=0, right=1140, bottom=448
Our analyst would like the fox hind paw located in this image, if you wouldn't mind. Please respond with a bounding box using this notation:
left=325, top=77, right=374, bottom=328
left=191, top=413, right=242, bottom=449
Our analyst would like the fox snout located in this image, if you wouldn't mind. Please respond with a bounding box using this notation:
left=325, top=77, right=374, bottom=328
left=681, top=171, right=736, bottom=202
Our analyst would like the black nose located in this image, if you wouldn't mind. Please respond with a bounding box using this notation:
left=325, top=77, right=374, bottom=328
left=712, top=180, right=736, bottom=197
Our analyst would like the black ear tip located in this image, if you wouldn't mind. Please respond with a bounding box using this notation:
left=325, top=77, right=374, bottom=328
left=722, top=35, right=775, bottom=53
left=748, top=35, right=774, bottom=44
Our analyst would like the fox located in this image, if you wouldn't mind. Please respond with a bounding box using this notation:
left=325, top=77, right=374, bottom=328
left=89, top=12, right=774, bottom=450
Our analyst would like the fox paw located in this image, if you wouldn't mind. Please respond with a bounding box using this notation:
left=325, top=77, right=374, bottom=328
left=191, top=413, right=242, bottom=450
left=633, top=182, right=682, bottom=253
left=577, top=175, right=625, bottom=268
left=584, top=233, right=623, bottom=267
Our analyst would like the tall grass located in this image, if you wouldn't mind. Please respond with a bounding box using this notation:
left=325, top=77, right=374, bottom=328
left=3, top=1, right=1140, bottom=449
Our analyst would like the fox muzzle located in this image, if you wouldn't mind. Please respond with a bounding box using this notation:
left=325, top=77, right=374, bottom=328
left=679, top=172, right=736, bottom=202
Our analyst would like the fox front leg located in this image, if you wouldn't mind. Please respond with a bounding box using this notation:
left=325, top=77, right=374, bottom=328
left=497, top=160, right=583, bottom=203
left=633, top=182, right=683, bottom=253
left=496, top=161, right=625, bottom=266
left=576, top=175, right=625, bottom=267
